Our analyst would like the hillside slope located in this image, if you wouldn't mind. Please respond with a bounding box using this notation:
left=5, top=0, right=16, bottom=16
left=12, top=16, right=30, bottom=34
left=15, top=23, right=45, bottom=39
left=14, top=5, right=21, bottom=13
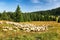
left=30, top=7, right=60, bottom=15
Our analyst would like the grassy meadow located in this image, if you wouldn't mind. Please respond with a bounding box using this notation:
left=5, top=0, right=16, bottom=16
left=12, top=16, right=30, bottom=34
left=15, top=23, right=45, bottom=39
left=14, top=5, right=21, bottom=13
left=0, top=21, right=60, bottom=40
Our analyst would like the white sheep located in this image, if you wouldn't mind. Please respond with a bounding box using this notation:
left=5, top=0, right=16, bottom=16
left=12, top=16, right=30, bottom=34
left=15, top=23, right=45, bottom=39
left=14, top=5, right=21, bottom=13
left=8, top=27, right=13, bottom=30
left=2, top=29, right=8, bottom=31
left=0, top=21, right=3, bottom=24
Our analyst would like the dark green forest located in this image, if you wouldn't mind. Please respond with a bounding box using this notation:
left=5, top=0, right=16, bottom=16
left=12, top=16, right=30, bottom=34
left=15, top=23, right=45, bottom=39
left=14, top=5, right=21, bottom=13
left=0, top=5, right=60, bottom=22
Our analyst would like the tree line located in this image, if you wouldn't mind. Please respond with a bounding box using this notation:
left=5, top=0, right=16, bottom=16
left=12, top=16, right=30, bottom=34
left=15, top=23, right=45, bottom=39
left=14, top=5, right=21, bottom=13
left=0, top=5, right=60, bottom=22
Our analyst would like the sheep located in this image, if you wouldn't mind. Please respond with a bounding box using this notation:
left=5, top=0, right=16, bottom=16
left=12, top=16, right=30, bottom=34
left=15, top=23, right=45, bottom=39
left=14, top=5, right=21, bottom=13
left=2, top=29, right=8, bottom=32
left=3, top=21, right=48, bottom=32
left=8, top=27, right=13, bottom=30
left=30, top=27, right=35, bottom=31
left=25, top=28, right=30, bottom=32
left=2, top=26, right=9, bottom=29
left=6, top=22, right=14, bottom=24
left=0, top=21, right=3, bottom=24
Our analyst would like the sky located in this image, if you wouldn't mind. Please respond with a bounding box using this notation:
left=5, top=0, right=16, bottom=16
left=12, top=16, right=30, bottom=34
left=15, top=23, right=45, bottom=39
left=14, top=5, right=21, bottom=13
left=0, top=0, right=60, bottom=12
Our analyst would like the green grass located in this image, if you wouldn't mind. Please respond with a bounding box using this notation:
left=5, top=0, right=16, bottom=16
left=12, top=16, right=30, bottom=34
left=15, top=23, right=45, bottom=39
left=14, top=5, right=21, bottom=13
left=0, top=32, right=59, bottom=40
left=0, top=21, right=60, bottom=40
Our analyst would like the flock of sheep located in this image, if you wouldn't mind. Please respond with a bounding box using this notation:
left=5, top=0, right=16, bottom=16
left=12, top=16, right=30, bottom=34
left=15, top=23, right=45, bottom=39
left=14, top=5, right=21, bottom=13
left=0, top=21, right=48, bottom=32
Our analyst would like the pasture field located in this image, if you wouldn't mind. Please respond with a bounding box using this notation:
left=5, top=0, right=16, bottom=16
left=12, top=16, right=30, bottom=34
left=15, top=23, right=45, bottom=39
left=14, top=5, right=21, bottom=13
left=0, top=21, right=60, bottom=40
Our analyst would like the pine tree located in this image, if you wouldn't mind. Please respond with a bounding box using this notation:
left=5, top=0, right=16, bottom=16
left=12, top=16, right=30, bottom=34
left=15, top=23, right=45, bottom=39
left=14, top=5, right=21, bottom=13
left=14, top=5, right=23, bottom=22
left=1, top=11, right=9, bottom=20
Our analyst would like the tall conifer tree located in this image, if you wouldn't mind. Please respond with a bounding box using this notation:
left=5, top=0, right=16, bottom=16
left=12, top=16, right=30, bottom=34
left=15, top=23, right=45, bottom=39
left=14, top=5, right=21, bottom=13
left=14, top=5, right=23, bottom=22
